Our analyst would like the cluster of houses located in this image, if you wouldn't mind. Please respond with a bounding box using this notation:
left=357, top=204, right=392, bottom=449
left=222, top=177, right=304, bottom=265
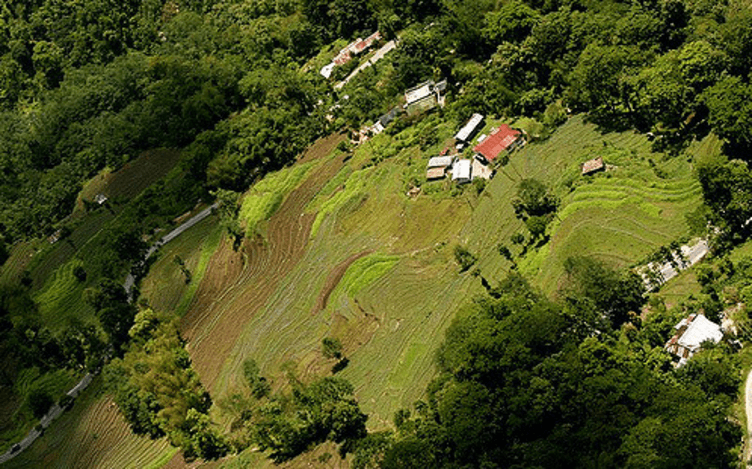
left=425, top=113, right=524, bottom=184
left=320, top=32, right=382, bottom=79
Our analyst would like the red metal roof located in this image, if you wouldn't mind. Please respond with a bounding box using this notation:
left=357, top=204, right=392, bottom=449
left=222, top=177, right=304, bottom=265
left=473, top=124, right=521, bottom=161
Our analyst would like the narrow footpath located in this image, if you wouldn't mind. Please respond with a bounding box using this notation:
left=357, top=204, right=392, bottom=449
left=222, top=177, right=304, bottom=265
left=0, top=204, right=218, bottom=465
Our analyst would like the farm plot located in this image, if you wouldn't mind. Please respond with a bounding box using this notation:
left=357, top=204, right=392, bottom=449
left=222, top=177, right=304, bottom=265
left=461, top=115, right=703, bottom=295
left=208, top=144, right=481, bottom=430
left=74, top=148, right=182, bottom=217
left=179, top=134, right=346, bottom=390
left=4, top=378, right=176, bottom=469
left=139, top=216, right=222, bottom=316
left=33, top=258, right=96, bottom=332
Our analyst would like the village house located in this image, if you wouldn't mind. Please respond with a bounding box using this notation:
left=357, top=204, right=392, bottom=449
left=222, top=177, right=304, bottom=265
left=426, top=156, right=454, bottom=180
left=47, top=229, right=62, bottom=244
left=473, top=124, right=522, bottom=163
left=581, top=156, right=605, bottom=176
left=94, top=193, right=108, bottom=205
left=664, top=313, right=723, bottom=366
left=452, top=159, right=472, bottom=184
left=321, top=31, right=382, bottom=77
left=455, top=113, right=484, bottom=144
left=404, top=79, right=448, bottom=115
left=371, top=107, right=403, bottom=134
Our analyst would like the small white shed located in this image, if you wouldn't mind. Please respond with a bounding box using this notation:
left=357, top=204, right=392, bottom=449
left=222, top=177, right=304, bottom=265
left=452, top=159, right=472, bottom=184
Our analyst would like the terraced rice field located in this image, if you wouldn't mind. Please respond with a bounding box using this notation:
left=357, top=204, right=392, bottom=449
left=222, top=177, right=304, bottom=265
left=0, top=368, right=78, bottom=454
left=174, top=116, right=706, bottom=446
left=179, top=133, right=347, bottom=390
left=33, top=258, right=96, bottom=331
left=21, top=116, right=711, bottom=468
left=462, top=116, right=704, bottom=295
left=29, top=148, right=182, bottom=294
left=4, top=378, right=176, bottom=469
left=74, top=149, right=182, bottom=217
left=140, top=216, right=223, bottom=316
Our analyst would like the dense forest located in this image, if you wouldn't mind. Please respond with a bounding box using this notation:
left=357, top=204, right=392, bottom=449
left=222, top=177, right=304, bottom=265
left=3, top=0, right=752, bottom=466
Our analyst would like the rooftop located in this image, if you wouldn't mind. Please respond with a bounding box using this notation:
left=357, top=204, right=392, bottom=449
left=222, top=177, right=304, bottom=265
left=427, top=156, right=454, bottom=168
left=455, top=113, right=484, bottom=142
left=426, top=167, right=446, bottom=180
left=676, top=314, right=723, bottom=352
left=405, top=81, right=435, bottom=105
left=581, top=157, right=605, bottom=175
left=452, top=159, right=472, bottom=182
left=473, top=124, right=521, bottom=161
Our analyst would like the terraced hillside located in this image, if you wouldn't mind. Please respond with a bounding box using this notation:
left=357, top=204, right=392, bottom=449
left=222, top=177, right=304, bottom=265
left=203, top=115, right=706, bottom=439
left=4, top=379, right=176, bottom=469
left=13, top=116, right=709, bottom=468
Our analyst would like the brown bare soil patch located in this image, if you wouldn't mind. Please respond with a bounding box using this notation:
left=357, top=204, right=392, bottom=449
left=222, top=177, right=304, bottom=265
left=180, top=134, right=345, bottom=389
left=314, top=250, right=372, bottom=313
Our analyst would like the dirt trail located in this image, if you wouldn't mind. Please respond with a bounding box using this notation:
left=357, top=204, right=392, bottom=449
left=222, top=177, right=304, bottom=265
left=180, top=134, right=345, bottom=390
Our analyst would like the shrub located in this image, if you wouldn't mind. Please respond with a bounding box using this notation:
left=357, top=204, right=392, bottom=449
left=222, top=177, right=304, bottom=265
left=454, top=245, right=477, bottom=272
left=28, top=388, right=54, bottom=420
left=323, top=337, right=344, bottom=359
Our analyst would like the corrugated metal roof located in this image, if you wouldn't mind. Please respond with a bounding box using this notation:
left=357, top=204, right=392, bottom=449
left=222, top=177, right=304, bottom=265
left=427, top=156, right=454, bottom=168
left=455, top=113, right=484, bottom=142
left=473, top=124, right=521, bottom=161
left=677, top=314, right=723, bottom=352
left=405, top=81, right=434, bottom=104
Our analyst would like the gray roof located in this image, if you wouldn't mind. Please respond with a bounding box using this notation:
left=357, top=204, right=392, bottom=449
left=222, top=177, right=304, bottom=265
left=455, top=113, right=484, bottom=142
left=379, top=107, right=402, bottom=127
left=427, top=156, right=454, bottom=168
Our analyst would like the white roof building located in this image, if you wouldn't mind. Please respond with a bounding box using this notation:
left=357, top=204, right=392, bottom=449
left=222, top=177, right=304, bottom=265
left=405, top=81, right=434, bottom=105
left=665, top=313, right=723, bottom=366
left=320, top=63, right=335, bottom=78
left=452, top=159, right=472, bottom=184
left=455, top=113, right=484, bottom=142
left=427, top=156, right=454, bottom=168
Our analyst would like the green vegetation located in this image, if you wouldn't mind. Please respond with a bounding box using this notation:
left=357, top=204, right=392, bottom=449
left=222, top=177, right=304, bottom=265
left=34, top=258, right=93, bottom=332
left=332, top=254, right=399, bottom=298
left=7, top=0, right=752, bottom=467
left=140, top=217, right=223, bottom=317
left=239, top=162, right=313, bottom=237
left=106, top=308, right=228, bottom=461
left=362, top=273, right=740, bottom=469
left=224, top=372, right=367, bottom=463
left=3, top=377, right=177, bottom=469
left=308, top=166, right=378, bottom=237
